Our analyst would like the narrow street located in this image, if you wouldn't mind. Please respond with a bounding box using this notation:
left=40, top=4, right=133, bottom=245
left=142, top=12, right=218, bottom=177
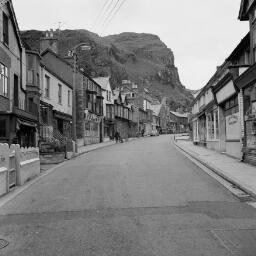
left=1, top=135, right=256, bottom=255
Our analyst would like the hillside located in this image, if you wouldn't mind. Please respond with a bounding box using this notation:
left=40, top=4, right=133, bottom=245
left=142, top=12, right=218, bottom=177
left=21, top=29, right=193, bottom=109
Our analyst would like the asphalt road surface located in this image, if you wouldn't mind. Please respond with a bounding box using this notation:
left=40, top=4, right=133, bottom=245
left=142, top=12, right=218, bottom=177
left=0, top=135, right=256, bottom=255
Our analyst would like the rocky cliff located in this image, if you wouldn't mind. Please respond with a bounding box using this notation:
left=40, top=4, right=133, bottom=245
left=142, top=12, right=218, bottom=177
left=21, top=29, right=193, bottom=109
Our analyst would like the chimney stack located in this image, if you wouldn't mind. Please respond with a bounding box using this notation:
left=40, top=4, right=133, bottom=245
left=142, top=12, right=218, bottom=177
left=40, top=29, right=59, bottom=54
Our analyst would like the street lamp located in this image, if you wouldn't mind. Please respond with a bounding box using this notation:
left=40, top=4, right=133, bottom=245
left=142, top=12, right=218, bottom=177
left=71, top=43, right=91, bottom=152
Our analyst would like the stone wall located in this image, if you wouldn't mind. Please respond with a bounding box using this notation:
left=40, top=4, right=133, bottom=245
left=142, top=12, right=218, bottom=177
left=0, top=143, right=40, bottom=197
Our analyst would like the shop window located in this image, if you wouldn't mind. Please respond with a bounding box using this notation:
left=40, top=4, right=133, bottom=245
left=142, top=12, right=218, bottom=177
left=245, top=120, right=256, bottom=148
left=0, top=63, right=8, bottom=97
left=193, top=121, right=198, bottom=140
left=207, top=112, right=214, bottom=140
left=0, top=119, right=6, bottom=137
left=244, top=84, right=256, bottom=119
left=85, top=122, right=90, bottom=136
left=244, top=84, right=256, bottom=148
left=206, top=110, right=219, bottom=140
left=57, top=119, right=63, bottom=134
left=41, top=107, right=48, bottom=124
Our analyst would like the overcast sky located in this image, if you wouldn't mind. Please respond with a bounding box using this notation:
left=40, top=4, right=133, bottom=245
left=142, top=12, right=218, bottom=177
left=13, top=0, right=248, bottom=90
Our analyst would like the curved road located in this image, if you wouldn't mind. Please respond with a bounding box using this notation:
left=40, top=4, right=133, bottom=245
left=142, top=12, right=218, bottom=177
left=0, top=135, right=256, bottom=255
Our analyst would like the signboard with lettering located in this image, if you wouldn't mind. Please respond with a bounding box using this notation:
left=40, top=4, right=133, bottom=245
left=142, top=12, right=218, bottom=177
left=226, top=113, right=240, bottom=140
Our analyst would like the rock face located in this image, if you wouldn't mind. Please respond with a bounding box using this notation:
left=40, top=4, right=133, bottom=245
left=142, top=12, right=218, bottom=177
left=21, top=29, right=193, bottom=109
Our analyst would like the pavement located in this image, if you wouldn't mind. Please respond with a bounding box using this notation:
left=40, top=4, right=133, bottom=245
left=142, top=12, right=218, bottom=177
left=0, top=135, right=256, bottom=255
left=76, top=140, right=117, bottom=155
left=173, top=135, right=256, bottom=200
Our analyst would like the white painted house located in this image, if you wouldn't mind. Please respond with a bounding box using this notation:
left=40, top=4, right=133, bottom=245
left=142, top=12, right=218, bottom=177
left=93, top=77, right=114, bottom=115
left=40, top=64, right=73, bottom=139
left=40, top=66, right=72, bottom=116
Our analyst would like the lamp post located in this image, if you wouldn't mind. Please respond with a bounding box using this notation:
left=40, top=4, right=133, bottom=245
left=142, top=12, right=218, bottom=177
left=71, top=43, right=91, bottom=152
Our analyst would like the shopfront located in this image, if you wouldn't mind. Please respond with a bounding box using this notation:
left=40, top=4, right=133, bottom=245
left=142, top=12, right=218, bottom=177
left=198, top=114, right=206, bottom=146
left=205, top=106, right=220, bottom=151
left=213, top=75, right=242, bottom=159
left=243, top=83, right=256, bottom=165
left=84, top=112, right=102, bottom=145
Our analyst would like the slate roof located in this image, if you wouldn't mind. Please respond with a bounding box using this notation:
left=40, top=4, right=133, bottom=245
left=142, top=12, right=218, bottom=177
left=93, top=77, right=110, bottom=91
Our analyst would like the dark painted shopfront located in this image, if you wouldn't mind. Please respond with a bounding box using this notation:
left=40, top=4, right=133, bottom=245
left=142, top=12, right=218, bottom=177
left=236, top=64, right=256, bottom=165
left=0, top=107, right=38, bottom=147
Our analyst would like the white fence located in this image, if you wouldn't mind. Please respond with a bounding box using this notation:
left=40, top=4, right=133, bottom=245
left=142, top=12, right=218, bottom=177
left=0, top=144, right=40, bottom=197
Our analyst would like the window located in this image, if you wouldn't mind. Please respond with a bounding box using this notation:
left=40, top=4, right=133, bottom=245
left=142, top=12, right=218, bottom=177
left=45, top=75, right=50, bottom=98
left=207, top=110, right=219, bottom=140
left=68, top=90, right=71, bottom=106
left=0, top=63, right=8, bottom=97
left=106, top=105, right=111, bottom=119
left=215, top=111, right=219, bottom=139
left=27, top=70, right=34, bottom=84
left=193, top=121, right=198, bottom=141
left=92, top=94, right=96, bottom=112
left=86, top=93, right=91, bottom=110
left=58, top=84, right=62, bottom=104
left=253, top=27, right=256, bottom=63
left=41, top=106, right=49, bottom=124
left=0, top=119, right=6, bottom=137
left=3, top=12, right=9, bottom=46
left=36, top=73, right=40, bottom=86
left=224, top=96, right=239, bottom=116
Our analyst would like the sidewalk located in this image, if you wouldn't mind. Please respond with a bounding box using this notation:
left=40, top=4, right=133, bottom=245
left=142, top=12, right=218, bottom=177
left=173, top=138, right=256, bottom=198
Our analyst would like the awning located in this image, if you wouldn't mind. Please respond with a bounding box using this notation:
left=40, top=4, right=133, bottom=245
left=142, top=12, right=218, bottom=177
left=16, top=119, right=37, bottom=130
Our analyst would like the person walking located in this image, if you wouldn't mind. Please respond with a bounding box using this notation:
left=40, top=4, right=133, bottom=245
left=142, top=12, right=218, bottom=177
left=114, top=131, right=120, bottom=143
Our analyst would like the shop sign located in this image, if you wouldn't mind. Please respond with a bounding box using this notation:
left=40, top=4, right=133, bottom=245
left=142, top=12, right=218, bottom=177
left=226, top=113, right=240, bottom=140
left=84, top=112, right=102, bottom=123
left=216, top=80, right=236, bottom=104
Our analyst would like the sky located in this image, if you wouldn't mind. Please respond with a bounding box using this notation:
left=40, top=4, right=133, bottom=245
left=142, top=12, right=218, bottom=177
left=12, top=0, right=249, bottom=90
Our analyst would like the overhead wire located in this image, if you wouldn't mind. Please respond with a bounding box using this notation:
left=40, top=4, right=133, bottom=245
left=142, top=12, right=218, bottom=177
left=100, top=0, right=126, bottom=35
left=95, top=0, right=116, bottom=33
left=98, top=0, right=121, bottom=35
left=93, top=0, right=111, bottom=30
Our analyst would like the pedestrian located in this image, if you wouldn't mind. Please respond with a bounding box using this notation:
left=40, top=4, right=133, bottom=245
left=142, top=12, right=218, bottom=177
left=114, top=130, right=120, bottom=143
